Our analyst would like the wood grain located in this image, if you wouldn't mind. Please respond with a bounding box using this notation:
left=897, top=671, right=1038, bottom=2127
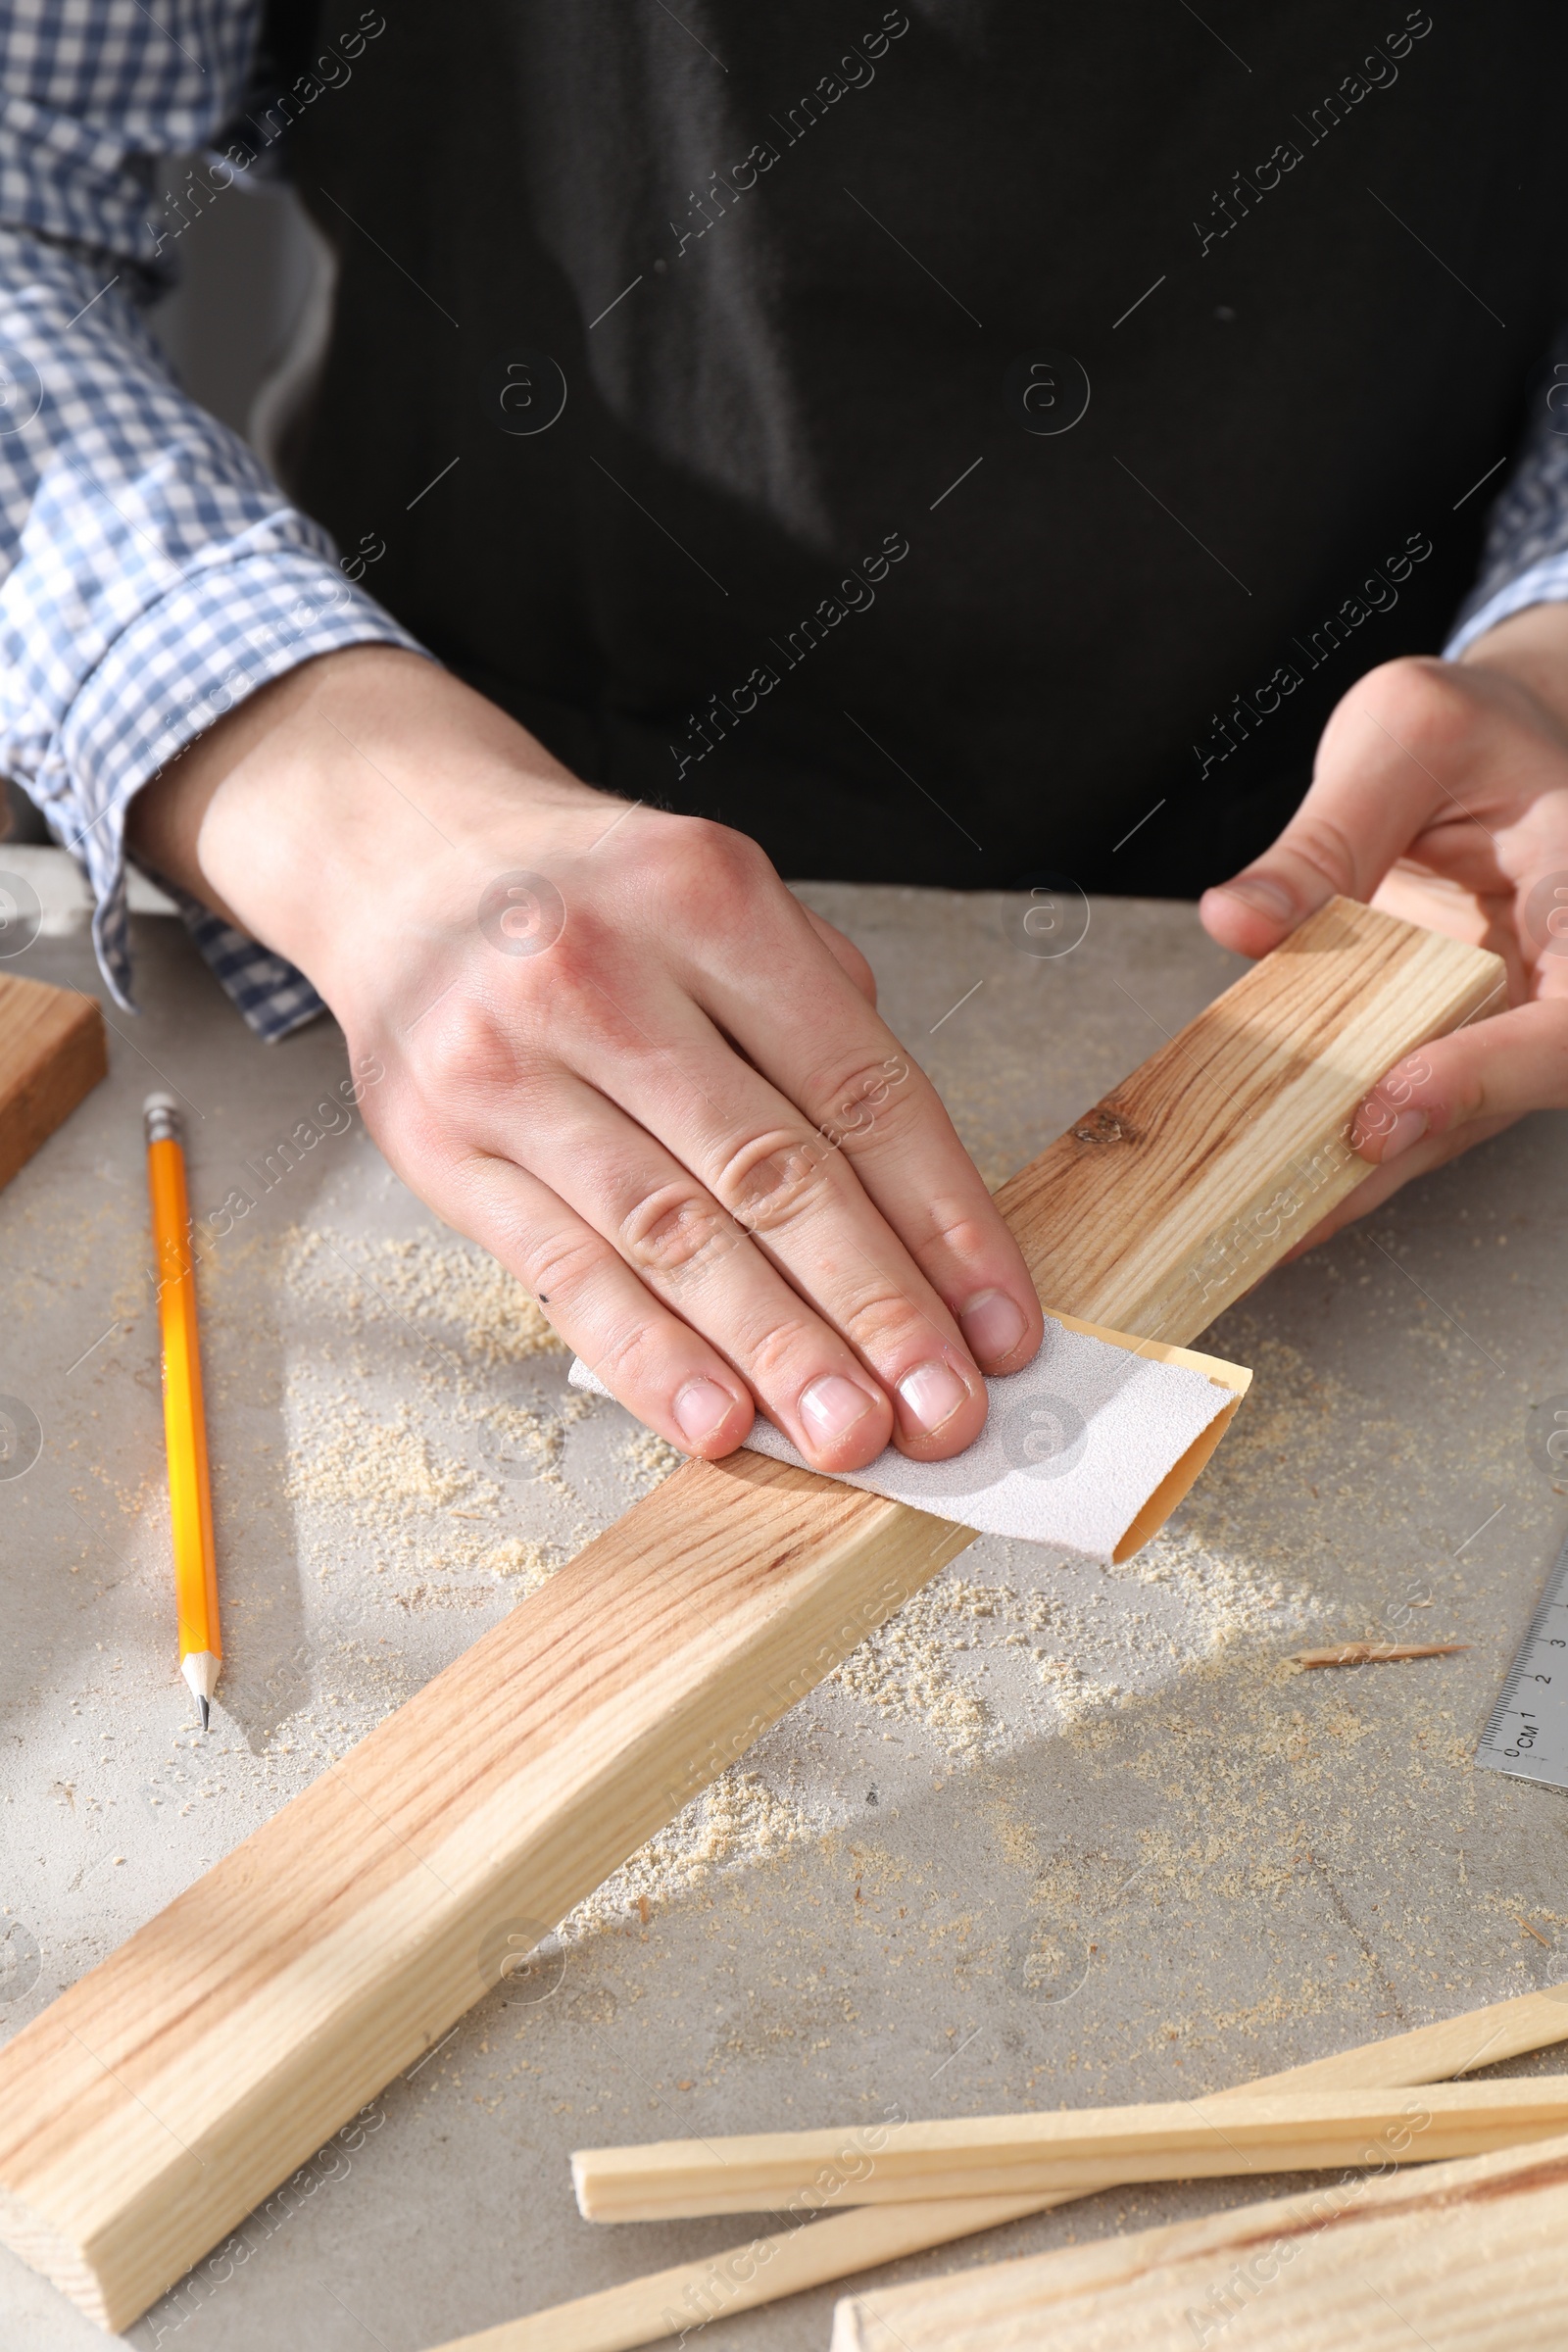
left=0, top=1456, right=971, bottom=2328
left=0, top=899, right=1502, bottom=2330
left=433, top=1984, right=1568, bottom=2352
left=571, top=2078, right=1568, bottom=2221
left=829, top=2132, right=1568, bottom=2352
left=995, top=897, right=1502, bottom=1343
left=0, top=972, right=106, bottom=1192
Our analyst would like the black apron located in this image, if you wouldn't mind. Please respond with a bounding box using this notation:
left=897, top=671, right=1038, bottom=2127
left=273, top=2, right=1568, bottom=893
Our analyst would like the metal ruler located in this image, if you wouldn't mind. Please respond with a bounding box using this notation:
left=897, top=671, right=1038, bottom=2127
left=1476, top=1529, right=1568, bottom=1793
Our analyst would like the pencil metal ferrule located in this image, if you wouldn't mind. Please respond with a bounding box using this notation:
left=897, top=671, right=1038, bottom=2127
left=143, top=1093, right=182, bottom=1147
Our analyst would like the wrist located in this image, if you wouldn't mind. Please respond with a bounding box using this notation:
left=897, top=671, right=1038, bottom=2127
left=1456, top=602, right=1568, bottom=739
left=132, top=646, right=604, bottom=1026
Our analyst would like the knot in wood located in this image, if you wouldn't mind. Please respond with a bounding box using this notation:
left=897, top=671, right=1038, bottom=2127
left=1071, top=1107, right=1127, bottom=1147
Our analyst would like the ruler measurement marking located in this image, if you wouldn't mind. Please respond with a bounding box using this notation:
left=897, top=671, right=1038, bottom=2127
left=1476, top=1531, right=1568, bottom=1788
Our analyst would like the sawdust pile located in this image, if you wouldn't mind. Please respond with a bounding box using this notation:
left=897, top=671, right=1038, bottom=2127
left=286, top=1229, right=564, bottom=1367
left=285, top=1396, right=499, bottom=1535
left=620, top=1428, right=684, bottom=1485
left=564, top=1771, right=819, bottom=1939
left=831, top=1577, right=998, bottom=1755
left=270, top=1225, right=1351, bottom=1931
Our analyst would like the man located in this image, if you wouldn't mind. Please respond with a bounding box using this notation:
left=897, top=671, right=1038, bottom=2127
left=4, top=3, right=1566, bottom=1478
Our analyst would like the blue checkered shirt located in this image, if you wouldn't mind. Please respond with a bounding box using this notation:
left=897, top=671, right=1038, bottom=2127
left=0, top=0, right=419, bottom=1039
left=2, top=2, right=1566, bottom=1038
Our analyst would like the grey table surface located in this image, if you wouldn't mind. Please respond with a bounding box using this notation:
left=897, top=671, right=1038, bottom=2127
left=3, top=873, right=1567, bottom=2352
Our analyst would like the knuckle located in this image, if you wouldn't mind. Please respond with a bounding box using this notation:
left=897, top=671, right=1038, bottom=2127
left=808, top=1052, right=917, bottom=1151
left=836, top=940, right=877, bottom=1004
left=1452, top=1067, right=1489, bottom=1124
left=534, top=914, right=607, bottom=1001
left=836, top=1282, right=932, bottom=1361
left=731, top=1308, right=823, bottom=1392
left=592, top=1313, right=682, bottom=1395
left=1275, top=809, right=1363, bottom=898
left=716, top=1129, right=836, bottom=1233
left=648, top=814, right=775, bottom=925
left=413, top=999, right=519, bottom=1100
left=1347, top=654, right=1480, bottom=763
left=514, top=1226, right=607, bottom=1310
left=619, top=1183, right=741, bottom=1282
left=919, top=1198, right=1005, bottom=1267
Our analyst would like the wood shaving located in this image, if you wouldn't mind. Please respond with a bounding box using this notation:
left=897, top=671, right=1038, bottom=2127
left=1288, top=1642, right=1469, bottom=1668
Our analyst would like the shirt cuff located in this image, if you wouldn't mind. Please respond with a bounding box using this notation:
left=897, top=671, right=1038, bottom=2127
left=169, top=887, right=332, bottom=1043
left=35, top=546, right=426, bottom=1034
left=1444, top=552, right=1568, bottom=661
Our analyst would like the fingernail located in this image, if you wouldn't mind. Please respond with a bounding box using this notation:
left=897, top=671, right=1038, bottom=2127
left=959, top=1288, right=1028, bottom=1365
left=800, top=1373, right=879, bottom=1444
left=1373, top=1107, right=1428, bottom=1163
left=896, top=1356, right=971, bottom=1438
left=673, top=1378, right=735, bottom=1445
left=1218, top=875, right=1296, bottom=921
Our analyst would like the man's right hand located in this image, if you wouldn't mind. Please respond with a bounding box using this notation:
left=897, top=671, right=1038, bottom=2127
left=129, top=645, right=1043, bottom=1472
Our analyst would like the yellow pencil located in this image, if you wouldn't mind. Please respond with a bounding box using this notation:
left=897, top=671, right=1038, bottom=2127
left=144, top=1094, right=221, bottom=1731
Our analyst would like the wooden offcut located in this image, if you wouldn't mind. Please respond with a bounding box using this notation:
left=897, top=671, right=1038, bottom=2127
left=829, top=2131, right=1568, bottom=2352
left=0, top=972, right=106, bottom=1192
left=436, top=1984, right=1568, bottom=2352
left=1290, top=1641, right=1469, bottom=1667
left=0, top=899, right=1502, bottom=2331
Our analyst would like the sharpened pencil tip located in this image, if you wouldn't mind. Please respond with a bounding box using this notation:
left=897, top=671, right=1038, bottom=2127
left=199, top=1696, right=210, bottom=1734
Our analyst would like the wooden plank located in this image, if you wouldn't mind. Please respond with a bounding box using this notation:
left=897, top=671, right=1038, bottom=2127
left=0, top=972, right=106, bottom=1191
left=993, top=897, right=1503, bottom=1342
left=0, top=899, right=1501, bottom=2330
left=0, top=1458, right=972, bottom=2328
left=829, top=2131, right=1568, bottom=2352
left=570, top=2077, right=1568, bottom=2221
left=431, top=1984, right=1568, bottom=2352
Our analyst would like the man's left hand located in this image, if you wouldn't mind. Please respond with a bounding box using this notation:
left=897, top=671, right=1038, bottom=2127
left=1200, top=604, right=1568, bottom=1247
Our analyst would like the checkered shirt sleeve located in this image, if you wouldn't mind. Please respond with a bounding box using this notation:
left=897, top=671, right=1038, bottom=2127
left=0, top=1, right=422, bottom=1040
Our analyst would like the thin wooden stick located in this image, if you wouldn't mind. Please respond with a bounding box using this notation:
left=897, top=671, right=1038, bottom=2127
left=571, top=2077, right=1568, bottom=2222
left=0, top=901, right=1502, bottom=2331
left=430, top=1984, right=1568, bottom=2352
left=1289, top=1642, right=1469, bottom=1667
left=829, top=2131, right=1568, bottom=2351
